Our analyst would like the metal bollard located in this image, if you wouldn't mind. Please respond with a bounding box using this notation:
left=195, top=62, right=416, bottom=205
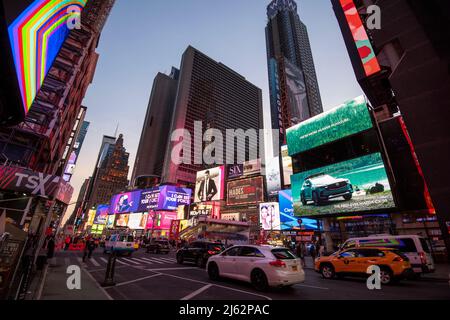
left=101, top=251, right=117, bottom=287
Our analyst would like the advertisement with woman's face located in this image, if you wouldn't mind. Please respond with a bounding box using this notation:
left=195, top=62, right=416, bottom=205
left=259, top=202, right=281, bottom=231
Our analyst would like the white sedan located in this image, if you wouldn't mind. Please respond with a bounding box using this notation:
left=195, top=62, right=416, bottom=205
left=206, top=245, right=305, bottom=291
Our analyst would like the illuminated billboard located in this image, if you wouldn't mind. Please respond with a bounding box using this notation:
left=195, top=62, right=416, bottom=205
left=147, top=212, right=178, bottom=230
left=227, top=176, right=264, bottom=206
left=194, top=166, right=225, bottom=203
left=115, top=214, right=130, bottom=227
left=259, top=202, right=281, bottom=231
left=284, top=59, right=310, bottom=124
left=0, top=0, right=87, bottom=124
left=138, top=187, right=160, bottom=211
left=138, top=186, right=192, bottom=212
left=287, top=96, right=372, bottom=156
left=127, top=213, right=148, bottom=230
left=94, top=204, right=109, bottom=225
left=281, top=145, right=293, bottom=186
left=291, top=153, right=396, bottom=216
left=278, top=190, right=317, bottom=230
left=110, top=190, right=141, bottom=214
left=339, top=0, right=381, bottom=77
left=106, top=215, right=115, bottom=229
left=86, top=209, right=96, bottom=227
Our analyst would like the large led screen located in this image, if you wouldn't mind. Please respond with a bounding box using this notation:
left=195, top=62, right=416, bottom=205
left=110, top=190, right=140, bottom=214
left=286, top=96, right=372, bottom=156
left=194, top=166, right=224, bottom=203
left=291, top=153, right=396, bottom=216
left=1, top=0, right=87, bottom=123
left=278, top=189, right=317, bottom=230
left=146, top=212, right=178, bottom=230
left=339, top=0, right=381, bottom=77
left=93, top=204, right=109, bottom=225
left=127, top=213, right=148, bottom=230
left=227, top=176, right=264, bottom=206
left=158, top=186, right=192, bottom=211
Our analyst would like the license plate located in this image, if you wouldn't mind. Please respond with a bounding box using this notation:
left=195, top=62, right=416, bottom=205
left=292, top=266, right=298, bottom=272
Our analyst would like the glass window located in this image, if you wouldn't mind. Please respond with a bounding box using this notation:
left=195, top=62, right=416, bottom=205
left=419, top=238, right=431, bottom=253
left=272, top=249, right=296, bottom=260
left=343, top=240, right=356, bottom=250
left=340, top=250, right=357, bottom=258
left=356, top=249, right=383, bottom=257
left=223, top=247, right=240, bottom=256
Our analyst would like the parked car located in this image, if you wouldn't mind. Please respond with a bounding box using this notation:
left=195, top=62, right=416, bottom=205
left=300, top=173, right=353, bottom=206
left=340, top=235, right=435, bottom=276
left=176, top=241, right=225, bottom=268
left=103, top=234, right=135, bottom=256
left=207, top=245, right=305, bottom=291
left=315, top=247, right=413, bottom=285
left=146, top=239, right=170, bottom=254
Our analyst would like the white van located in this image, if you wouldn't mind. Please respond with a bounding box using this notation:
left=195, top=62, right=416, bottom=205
left=341, top=235, right=435, bottom=275
left=104, top=234, right=135, bottom=256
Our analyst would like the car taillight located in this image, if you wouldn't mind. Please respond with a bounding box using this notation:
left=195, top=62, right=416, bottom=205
left=393, top=257, right=403, bottom=262
left=269, top=260, right=286, bottom=268
left=208, top=250, right=217, bottom=255
left=419, top=252, right=427, bottom=264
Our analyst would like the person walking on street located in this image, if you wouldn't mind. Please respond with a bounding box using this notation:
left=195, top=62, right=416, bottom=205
left=309, top=242, right=316, bottom=265
left=83, top=238, right=96, bottom=262
left=47, top=235, right=55, bottom=259
left=64, top=235, right=71, bottom=251
left=296, top=242, right=306, bottom=268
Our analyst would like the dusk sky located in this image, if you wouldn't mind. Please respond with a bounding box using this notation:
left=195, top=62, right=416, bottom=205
left=65, top=0, right=363, bottom=220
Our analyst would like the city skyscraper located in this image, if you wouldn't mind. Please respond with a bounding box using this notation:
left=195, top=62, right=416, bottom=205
left=266, top=0, right=323, bottom=145
left=85, top=134, right=130, bottom=215
left=161, top=46, right=264, bottom=187
left=131, top=68, right=180, bottom=188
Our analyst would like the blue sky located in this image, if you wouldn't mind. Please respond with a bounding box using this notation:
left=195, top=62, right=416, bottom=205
left=66, top=0, right=363, bottom=217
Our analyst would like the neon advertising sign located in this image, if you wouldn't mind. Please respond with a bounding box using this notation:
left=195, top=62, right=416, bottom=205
left=0, top=0, right=87, bottom=125
left=339, top=0, right=381, bottom=77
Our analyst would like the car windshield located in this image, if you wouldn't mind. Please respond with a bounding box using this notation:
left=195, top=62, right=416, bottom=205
left=271, top=248, right=296, bottom=260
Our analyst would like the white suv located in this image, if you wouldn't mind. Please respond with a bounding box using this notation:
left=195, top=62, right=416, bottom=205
left=207, top=245, right=305, bottom=291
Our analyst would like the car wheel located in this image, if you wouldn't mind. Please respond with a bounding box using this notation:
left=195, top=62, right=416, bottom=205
left=208, top=263, right=220, bottom=281
left=380, top=267, right=393, bottom=285
left=177, top=254, right=184, bottom=265
left=251, top=269, right=269, bottom=292
left=320, top=264, right=335, bottom=279
left=312, top=192, right=320, bottom=206
left=343, top=194, right=352, bottom=201
left=301, top=193, right=307, bottom=206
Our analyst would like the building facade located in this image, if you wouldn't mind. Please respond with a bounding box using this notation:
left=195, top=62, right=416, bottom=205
left=84, top=135, right=129, bottom=214
left=332, top=0, right=450, bottom=259
left=266, top=0, right=323, bottom=146
left=161, top=46, right=264, bottom=187
left=131, top=68, right=179, bottom=187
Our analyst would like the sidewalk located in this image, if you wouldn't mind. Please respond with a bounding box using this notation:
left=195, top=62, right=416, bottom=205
left=35, top=251, right=112, bottom=300
left=422, top=264, right=450, bottom=283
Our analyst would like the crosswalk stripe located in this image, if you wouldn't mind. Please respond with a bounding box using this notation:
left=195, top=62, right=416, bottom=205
left=115, top=259, right=131, bottom=266
left=143, top=257, right=166, bottom=264
left=77, top=257, right=83, bottom=264
left=131, top=258, right=153, bottom=264
left=157, top=257, right=176, bottom=262
left=121, top=257, right=141, bottom=265
left=149, top=257, right=173, bottom=264
left=89, top=257, right=101, bottom=267
left=100, top=257, right=109, bottom=264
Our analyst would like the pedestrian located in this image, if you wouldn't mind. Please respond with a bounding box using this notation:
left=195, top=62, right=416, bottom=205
left=309, top=242, right=316, bottom=264
left=83, top=238, right=96, bottom=262
left=296, top=242, right=306, bottom=268
left=46, top=235, right=55, bottom=259
left=64, top=235, right=71, bottom=251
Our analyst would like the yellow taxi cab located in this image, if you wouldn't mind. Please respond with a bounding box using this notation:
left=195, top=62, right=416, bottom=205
left=314, top=247, right=413, bottom=285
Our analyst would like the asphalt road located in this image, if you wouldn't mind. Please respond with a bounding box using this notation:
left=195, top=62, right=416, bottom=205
left=63, top=249, right=450, bottom=300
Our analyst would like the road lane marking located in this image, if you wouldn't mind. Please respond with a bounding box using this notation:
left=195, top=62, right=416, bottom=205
left=132, top=258, right=153, bottom=264
left=158, top=273, right=272, bottom=300
left=115, top=259, right=132, bottom=266
left=295, top=284, right=329, bottom=290
left=121, top=258, right=141, bottom=265
left=143, top=257, right=167, bottom=264
left=144, top=267, right=198, bottom=272
left=139, top=257, right=156, bottom=264
left=89, top=258, right=101, bottom=267
left=100, top=257, right=109, bottom=264
left=157, top=257, right=177, bottom=263
left=181, top=284, right=213, bottom=300
left=112, top=273, right=163, bottom=288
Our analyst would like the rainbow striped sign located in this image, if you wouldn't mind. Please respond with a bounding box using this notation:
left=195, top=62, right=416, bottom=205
left=7, top=0, right=87, bottom=114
